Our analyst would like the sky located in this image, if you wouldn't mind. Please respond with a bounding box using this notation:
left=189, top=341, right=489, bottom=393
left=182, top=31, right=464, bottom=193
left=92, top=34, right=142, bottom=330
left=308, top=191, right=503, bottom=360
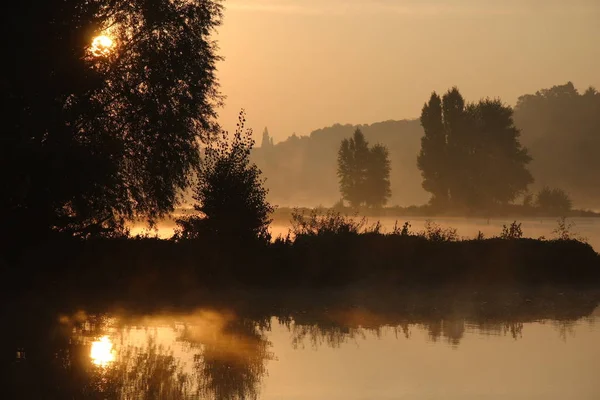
left=215, top=0, right=600, bottom=142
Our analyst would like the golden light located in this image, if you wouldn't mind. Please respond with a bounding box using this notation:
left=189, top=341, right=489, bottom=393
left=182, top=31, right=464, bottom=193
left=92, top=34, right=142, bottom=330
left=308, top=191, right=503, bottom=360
left=90, top=336, right=115, bottom=366
left=90, top=35, right=115, bottom=57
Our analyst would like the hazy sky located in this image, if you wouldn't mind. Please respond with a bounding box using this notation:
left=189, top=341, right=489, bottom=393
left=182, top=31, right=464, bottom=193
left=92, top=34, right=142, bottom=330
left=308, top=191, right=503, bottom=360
left=215, top=0, right=600, bottom=141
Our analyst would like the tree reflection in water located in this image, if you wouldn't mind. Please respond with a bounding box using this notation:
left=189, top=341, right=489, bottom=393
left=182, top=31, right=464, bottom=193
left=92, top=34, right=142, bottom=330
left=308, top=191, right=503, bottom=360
left=3, top=288, right=599, bottom=399
left=66, top=310, right=273, bottom=400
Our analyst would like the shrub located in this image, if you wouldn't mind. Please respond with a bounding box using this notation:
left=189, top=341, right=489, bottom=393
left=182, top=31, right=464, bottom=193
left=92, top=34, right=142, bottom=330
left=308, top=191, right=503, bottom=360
left=552, top=217, right=587, bottom=242
left=535, top=187, right=572, bottom=215
left=174, top=110, right=274, bottom=242
left=500, top=221, right=523, bottom=239
left=418, top=220, right=458, bottom=242
left=392, top=221, right=412, bottom=236
left=290, top=209, right=367, bottom=237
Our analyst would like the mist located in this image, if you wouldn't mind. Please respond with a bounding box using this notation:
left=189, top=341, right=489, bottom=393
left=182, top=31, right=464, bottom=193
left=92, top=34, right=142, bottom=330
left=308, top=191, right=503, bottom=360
left=5, top=1, right=600, bottom=399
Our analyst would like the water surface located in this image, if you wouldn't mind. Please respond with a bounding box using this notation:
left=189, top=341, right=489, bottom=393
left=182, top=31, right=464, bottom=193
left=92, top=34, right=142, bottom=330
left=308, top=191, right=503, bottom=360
left=4, top=289, right=600, bottom=399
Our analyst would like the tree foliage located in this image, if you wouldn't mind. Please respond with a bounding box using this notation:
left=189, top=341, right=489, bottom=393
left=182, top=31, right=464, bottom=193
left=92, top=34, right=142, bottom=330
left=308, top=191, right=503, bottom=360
left=417, top=88, right=533, bottom=210
left=337, top=129, right=391, bottom=207
left=535, top=187, right=572, bottom=216
left=417, top=93, right=447, bottom=207
left=1, top=0, right=223, bottom=239
left=514, top=82, right=600, bottom=208
left=175, top=111, right=275, bottom=242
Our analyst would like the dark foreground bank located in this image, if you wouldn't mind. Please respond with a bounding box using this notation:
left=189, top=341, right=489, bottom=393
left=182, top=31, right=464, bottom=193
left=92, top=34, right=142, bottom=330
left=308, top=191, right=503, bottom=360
left=3, top=233, right=600, bottom=304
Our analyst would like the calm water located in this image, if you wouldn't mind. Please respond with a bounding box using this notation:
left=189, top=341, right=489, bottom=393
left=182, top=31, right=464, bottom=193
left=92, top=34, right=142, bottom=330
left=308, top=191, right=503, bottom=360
left=4, top=289, right=600, bottom=399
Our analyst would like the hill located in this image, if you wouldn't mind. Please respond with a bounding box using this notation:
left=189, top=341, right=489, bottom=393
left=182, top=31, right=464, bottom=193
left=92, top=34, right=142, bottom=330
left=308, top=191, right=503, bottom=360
left=251, top=120, right=426, bottom=207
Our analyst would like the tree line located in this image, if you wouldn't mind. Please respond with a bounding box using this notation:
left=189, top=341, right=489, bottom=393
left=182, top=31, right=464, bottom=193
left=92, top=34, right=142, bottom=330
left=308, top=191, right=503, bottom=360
left=335, top=86, right=580, bottom=214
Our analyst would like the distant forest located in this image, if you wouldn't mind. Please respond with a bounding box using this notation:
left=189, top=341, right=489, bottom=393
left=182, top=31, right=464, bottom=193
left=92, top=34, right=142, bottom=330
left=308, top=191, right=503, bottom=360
left=251, top=82, right=600, bottom=210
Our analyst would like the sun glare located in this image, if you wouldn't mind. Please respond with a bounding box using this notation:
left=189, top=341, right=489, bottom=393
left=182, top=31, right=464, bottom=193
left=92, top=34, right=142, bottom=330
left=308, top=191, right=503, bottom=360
left=90, top=35, right=115, bottom=57
left=90, top=336, right=115, bottom=366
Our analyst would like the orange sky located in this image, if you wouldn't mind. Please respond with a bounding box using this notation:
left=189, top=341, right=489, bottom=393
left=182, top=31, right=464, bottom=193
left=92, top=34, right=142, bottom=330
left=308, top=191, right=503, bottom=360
left=215, top=0, right=600, bottom=141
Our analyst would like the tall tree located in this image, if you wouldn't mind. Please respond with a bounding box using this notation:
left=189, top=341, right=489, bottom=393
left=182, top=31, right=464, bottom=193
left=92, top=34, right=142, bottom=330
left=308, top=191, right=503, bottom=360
left=337, top=129, right=370, bottom=207
left=364, top=144, right=392, bottom=208
left=417, top=88, right=532, bottom=210
left=417, top=93, right=447, bottom=207
left=1, top=0, right=224, bottom=240
left=337, top=129, right=391, bottom=207
left=467, top=99, right=533, bottom=207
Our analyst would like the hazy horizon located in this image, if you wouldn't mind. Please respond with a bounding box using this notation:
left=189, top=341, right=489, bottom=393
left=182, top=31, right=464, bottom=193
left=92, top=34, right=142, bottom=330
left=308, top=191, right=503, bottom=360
left=215, top=0, right=600, bottom=141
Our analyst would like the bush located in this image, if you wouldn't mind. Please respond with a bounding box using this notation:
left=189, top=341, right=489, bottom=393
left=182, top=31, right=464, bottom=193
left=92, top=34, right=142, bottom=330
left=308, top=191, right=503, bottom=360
left=290, top=209, right=367, bottom=237
left=417, top=220, right=458, bottom=242
left=535, top=187, right=572, bottom=215
left=552, top=217, right=587, bottom=242
left=174, top=110, right=274, bottom=243
left=392, top=221, right=412, bottom=236
left=500, top=221, right=523, bottom=239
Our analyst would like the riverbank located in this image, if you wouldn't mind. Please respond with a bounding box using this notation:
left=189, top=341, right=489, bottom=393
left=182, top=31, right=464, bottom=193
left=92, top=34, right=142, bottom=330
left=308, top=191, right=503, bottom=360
left=3, top=232, right=600, bottom=304
left=270, top=205, right=600, bottom=224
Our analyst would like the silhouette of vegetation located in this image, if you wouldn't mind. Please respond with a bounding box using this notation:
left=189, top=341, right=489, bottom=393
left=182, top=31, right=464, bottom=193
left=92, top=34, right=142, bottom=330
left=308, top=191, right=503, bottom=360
left=1, top=0, right=223, bottom=243
left=392, top=221, right=412, bottom=236
left=5, top=222, right=597, bottom=302
left=418, top=88, right=533, bottom=211
left=535, top=186, right=572, bottom=216
left=515, top=82, right=600, bottom=209
left=418, top=220, right=459, bottom=242
left=248, top=82, right=600, bottom=212
left=290, top=209, right=368, bottom=237
left=337, top=129, right=391, bottom=208
left=174, top=111, right=275, bottom=243
left=500, top=221, right=524, bottom=240
left=552, top=217, right=587, bottom=243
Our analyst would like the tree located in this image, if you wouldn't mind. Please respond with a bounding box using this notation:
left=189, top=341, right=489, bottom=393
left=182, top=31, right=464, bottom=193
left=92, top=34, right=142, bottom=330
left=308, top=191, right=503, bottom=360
left=417, top=93, right=448, bottom=207
left=175, top=111, right=275, bottom=242
left=514, top=82, right=600, bottom=208
left=364, top=144, right=392, bottom=208
left=337, top=129, right=391, bottom=207
left=417, top=88, right=533, bottom=210
left=1, top=0, right=223, bottom=240
left=535, top=187, right=572, bottom=216
left=465, top=99, right=533, bottom=207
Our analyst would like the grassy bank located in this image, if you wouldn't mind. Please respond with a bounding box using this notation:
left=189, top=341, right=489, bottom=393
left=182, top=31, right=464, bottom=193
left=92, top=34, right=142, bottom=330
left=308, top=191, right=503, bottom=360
left=3, top=230, right=600, bottom=305
left=270, top=205, right=600, bottom=224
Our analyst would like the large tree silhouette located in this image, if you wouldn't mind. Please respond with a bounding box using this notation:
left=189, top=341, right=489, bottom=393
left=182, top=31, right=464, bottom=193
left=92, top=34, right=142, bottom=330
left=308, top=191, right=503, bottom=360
left=1, top=0, right=223, bottom=240
left=417, top=88, right=532, bottom=210
left=417, top=93, right=448, bottom=207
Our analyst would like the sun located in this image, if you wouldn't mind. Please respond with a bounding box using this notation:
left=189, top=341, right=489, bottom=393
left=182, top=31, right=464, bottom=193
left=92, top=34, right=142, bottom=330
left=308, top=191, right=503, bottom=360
left=90, top=35, right=115, bottom=57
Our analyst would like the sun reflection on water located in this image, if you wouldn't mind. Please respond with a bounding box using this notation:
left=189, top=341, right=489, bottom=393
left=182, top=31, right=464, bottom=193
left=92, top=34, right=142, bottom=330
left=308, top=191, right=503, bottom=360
left=90, top=336, right=115, bottom=366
